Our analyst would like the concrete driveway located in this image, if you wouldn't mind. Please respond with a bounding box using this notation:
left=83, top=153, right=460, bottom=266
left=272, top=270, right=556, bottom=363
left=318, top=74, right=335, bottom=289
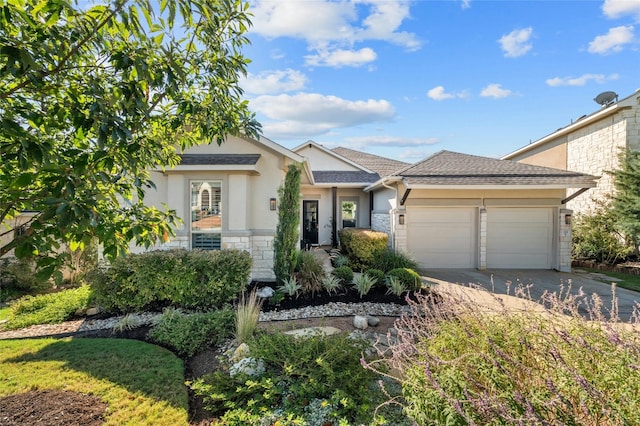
left=419, top=268, right=640, bottom=322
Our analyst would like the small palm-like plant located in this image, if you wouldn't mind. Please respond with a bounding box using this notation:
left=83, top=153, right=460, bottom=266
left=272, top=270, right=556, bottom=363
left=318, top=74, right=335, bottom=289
left=385, top=275, right=407, bottom=297
left=235, top=290, right=261, bottom=344
left=353, top=273, right=377, bottom=298
left=321, top=274, right=342, bottom=295
left=277, top=276, right=301, bottom=298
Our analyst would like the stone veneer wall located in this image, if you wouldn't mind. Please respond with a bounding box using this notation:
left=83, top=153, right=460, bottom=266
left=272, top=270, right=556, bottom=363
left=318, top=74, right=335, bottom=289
left=566, top=113, right=627, bottom=215
left=371, top=212, right=392, bottom=247
left=558, top=209, right=573, bottom=272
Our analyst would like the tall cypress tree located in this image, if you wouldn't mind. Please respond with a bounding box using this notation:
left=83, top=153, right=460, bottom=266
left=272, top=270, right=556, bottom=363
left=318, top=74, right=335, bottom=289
left=610, top=149, right=640, bottom=252
left=273, top=164, right=302, bottom=284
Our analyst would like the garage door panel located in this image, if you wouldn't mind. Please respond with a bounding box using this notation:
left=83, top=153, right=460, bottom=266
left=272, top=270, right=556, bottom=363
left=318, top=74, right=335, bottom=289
left=487, top=208, right=553, bottom=269
left=407, top=207, right=476, bottom=269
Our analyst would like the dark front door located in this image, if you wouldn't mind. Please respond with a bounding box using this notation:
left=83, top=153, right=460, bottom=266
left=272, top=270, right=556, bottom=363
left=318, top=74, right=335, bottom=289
left=303, top=200, right=319, bottom=245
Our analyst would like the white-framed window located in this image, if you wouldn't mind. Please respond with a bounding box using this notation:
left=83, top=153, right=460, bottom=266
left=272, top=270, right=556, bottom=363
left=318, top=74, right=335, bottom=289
left=341, top=199, right=358, bottom=228
left=190, top=180, right=222, bottom=250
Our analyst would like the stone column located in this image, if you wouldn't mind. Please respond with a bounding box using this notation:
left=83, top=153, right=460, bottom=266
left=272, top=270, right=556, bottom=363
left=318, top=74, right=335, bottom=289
left=478, top=208, right=487, bottom=270
left=558, top=208, right=573, bottom=272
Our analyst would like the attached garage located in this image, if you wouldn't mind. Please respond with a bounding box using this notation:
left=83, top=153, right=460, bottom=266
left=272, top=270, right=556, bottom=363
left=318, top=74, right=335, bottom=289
left=486, top=208, right=554, bottom=269
left=406, top=207, right=477, bottom=268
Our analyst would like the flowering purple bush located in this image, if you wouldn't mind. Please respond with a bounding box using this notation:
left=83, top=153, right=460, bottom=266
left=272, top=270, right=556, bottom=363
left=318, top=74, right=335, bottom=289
left=365, top=283, right=640, bottom=425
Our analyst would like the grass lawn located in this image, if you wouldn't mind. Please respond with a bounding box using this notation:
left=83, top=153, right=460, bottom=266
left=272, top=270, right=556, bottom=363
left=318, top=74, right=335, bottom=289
left=585, top=268, right=640, bottom=293
left=0, top=338, right=189, bottom=425
left=0, top=306, right=9, bottom=322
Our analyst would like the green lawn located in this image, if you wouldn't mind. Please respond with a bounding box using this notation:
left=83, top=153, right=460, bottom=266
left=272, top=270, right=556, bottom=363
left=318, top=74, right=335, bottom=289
left=584, top=268, right=640, bottom=293
left=0, top=338, right=189, bottom=425
left=0, top=306, right=9, bottom=322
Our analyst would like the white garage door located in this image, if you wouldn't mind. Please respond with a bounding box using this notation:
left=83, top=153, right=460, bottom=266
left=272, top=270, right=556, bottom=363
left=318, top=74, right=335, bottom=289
left=487, top=208, right=553, bottom=269
left=407, top=207, right=476, bottom=269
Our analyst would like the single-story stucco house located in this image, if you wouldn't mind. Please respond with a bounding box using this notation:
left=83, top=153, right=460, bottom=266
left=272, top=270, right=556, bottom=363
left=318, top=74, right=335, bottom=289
left=137, top=135, right=598, bottom=280
left=503, top=89, right=640, bottom=215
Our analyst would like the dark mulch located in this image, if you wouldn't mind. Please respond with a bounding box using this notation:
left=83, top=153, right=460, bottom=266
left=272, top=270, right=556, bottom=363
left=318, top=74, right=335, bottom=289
left=0, top=389, right=107, bottom=426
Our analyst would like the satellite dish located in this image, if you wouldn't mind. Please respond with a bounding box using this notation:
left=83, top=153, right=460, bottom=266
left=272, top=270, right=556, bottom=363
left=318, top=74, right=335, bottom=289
left=594, top=91, right=618, bottom=106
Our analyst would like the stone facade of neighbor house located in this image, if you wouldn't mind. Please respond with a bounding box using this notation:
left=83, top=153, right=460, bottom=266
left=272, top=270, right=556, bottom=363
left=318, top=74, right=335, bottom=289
left=503, top=90, right=640, bottom=215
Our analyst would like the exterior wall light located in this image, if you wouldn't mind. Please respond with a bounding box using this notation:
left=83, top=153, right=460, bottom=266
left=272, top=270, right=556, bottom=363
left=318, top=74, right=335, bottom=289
left=399, top=214, right=405, bottom=225
left=270, top=198, right=277, bottom=211
left=565, top=214, right=572, bottom=225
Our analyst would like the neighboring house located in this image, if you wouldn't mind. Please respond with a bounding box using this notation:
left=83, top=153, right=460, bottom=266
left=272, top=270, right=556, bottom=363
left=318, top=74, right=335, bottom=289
left=502, top=89, right=640, bottom=215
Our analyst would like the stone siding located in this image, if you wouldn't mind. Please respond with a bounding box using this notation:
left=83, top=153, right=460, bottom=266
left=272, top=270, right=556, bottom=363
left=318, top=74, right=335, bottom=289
left=250, top=235, right=276, bottom=281
left=558, top=209, right=573, bottom=272
left=371, top=212, right=392, bottom=247
left=566, top=114, right=627, bottom=215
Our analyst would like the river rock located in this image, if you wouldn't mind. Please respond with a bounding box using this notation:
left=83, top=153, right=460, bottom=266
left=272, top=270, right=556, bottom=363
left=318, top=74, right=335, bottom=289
left=353, top=315, right=368, bottom=330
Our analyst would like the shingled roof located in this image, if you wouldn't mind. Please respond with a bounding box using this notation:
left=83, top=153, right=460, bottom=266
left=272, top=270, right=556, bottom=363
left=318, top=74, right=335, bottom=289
left=179, top=154, right=261, bottom=165
left=391, top=150, right=597, bottom=187
left=313, top=170, right=380, bottom=184
left=332, top=147, right=409, bottom=178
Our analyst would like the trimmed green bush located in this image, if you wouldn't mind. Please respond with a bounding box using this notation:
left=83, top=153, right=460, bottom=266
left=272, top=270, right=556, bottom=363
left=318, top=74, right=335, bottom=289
left=374, top=248, right=418, bottom=272
left=0, top=257, right=53, bottom=300
left=365, top=268, right=385, bottom=287
left=332, top=265, right=354, bottom=285
left=148, top=307, right=235, bottom=357
left=386, top=268, right=421, bottom=291
left=88, top=249, right=251, bottom=313
left=4, top=285, right=92, bottom=330
left=338, top=228, right=388, bottom=271
left=572, top=206, right=632, bottom=264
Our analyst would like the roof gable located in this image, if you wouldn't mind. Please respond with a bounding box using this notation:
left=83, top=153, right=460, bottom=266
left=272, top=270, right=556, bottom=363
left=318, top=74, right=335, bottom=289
left=331, top=147, right=409, bottom=178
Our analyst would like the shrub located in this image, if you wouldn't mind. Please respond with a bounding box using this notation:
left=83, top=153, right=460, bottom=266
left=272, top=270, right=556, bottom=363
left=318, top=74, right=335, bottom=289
left=572, top=206, right=632, bottom=264
left=329, top=249, right=350, bottom=268
left=277, top=276, right=301, bottom=298
left=88, top=249, right=251, bottom=313
left=190, top=332, right=379, bottom=424
left=0, top=257, right=53, bottom=300
left=366, top=289, right=640, bottom=425
left=365, top=268, right=385, bottom=287
left=386, top=268, right=421, bottom=291
left=321, top=274, right=342, bottom=295
left=385, top=275, right=407, bottom=297
left=235, top=290, right=261, bottom=344
left=4, top=285, right=92, bottom=330
left=353, top=273, right=376, bottom=298
left=295, top=250, right=325, bottom=295
left=274, top=164, right=302, bottom=285
left=148, top=307, right=235, bottom=357
left=374, top=248, right=418, bottom=272
left=332, top=265, right=354, bottom=286
left=338, top=228, right=388, bottom=271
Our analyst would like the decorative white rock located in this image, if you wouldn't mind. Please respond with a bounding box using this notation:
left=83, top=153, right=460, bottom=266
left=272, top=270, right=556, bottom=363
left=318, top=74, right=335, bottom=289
left=256, top=286, right=275, bottom=298
left=231, top=342, right=251, bottom=362
left=284, top=326, right=342, bottom=339
left=229, top=357, right=265, bottom=378
left=353, top=315, right=368, bottom=330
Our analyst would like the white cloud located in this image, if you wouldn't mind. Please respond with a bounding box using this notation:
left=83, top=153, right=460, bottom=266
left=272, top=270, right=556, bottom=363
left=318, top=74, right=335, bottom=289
left=602, top=0, right=640, bottom=20
left=305, top=47, right=377, bottom=68
left=461, top=0, right=472, bottom=9
left=343, top=135, right=439, bottom=148
left=480, top=84, right=513, bottom=98
left=240, top=69, right=307, bottom=95
left=546, top=73, right=620, bottom=87
left=248, top=0, right=421, bottom=69
left=250, top=93, right=395, bottom=139
left=588, top=25, right=635, bottom=54
left=498, top=27, right=533, bottom=58
left=427, top=86, right=469, bottom=101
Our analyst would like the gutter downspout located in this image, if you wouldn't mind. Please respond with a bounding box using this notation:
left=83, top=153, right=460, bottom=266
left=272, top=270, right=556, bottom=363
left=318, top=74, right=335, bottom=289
left=561, top=187, right=591, bottom=205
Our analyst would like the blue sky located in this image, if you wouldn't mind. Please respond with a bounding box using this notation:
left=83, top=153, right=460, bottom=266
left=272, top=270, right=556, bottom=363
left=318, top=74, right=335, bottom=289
left=239, top=0, right=639, bottom=162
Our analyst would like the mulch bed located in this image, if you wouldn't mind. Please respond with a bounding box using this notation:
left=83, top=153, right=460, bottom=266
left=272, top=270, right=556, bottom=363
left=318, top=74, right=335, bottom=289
left=0, top=389, right=107, bottom=426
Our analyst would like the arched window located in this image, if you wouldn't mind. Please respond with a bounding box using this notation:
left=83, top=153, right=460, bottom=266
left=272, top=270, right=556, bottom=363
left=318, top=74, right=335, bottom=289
left=201, top=189, right=210, bottom=210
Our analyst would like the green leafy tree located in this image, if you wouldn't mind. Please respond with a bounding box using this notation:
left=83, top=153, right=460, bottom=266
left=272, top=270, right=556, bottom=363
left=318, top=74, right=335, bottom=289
left=610, top=150, right=640, bottom=252
left=273, top=164, right=301, bottom=285
left=0, top=0, right=260, bottom=280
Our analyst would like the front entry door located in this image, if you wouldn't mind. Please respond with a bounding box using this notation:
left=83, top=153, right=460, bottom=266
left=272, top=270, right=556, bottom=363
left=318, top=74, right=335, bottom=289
left=303, top=200, right=319, bottom=245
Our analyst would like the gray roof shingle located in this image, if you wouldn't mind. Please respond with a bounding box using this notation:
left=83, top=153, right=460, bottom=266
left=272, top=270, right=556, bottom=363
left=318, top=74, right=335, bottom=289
left=331, top=147, right=409, bottom=177
left=179, top=154, right=261, bottom=165
left=313, top=170, right=380, bottom=184
left=394, top=150, right=597, bottom=186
